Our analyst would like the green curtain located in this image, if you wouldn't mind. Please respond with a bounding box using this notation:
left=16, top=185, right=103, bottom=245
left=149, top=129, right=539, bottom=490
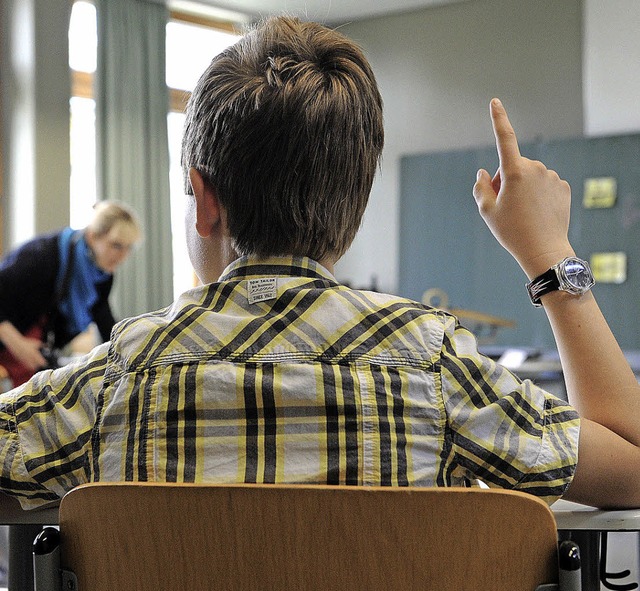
left=95, top=0, right=173, bottom=319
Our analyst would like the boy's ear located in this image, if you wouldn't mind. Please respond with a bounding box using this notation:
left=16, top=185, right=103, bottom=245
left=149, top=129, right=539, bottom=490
left=188, top=168, right=222, bottom=238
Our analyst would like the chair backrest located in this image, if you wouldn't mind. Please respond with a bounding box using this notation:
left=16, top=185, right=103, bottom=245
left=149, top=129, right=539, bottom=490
left=58, top=483, right=559, bottom=591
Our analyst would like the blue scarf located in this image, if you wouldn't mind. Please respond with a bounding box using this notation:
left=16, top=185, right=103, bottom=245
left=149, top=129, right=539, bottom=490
left=58, top=227, right=111, bottom=335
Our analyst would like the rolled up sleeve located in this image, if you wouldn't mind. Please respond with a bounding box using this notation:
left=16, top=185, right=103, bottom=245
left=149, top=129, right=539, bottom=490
left=0, top=343, right=109, bottom=509
left=439, top=314, right=580, bottom=505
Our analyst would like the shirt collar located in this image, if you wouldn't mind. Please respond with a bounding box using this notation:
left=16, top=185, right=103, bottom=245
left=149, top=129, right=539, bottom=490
left=219, top=255, right=337, bottom=283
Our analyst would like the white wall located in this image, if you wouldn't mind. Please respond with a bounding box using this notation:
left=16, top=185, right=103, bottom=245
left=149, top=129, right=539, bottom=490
left=336, top=0, right=584, bottom=293
left=583, top=0, right=640, bottom=136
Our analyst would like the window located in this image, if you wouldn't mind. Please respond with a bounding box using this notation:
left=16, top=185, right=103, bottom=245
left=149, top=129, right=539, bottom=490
left=68, top=1, right=241, bottom=298
left=68, top=1, right=98, bottom=230
left=165, top=18, right=241, bottom=298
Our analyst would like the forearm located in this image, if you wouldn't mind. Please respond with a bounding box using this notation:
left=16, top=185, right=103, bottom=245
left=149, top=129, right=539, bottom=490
left=0, top=320, right=24, bottom=351
left=475, top=98, right=640, bottom=507
left=541, top=289, right=640, bottom=445
left=516, top=243, right=640, bottom=445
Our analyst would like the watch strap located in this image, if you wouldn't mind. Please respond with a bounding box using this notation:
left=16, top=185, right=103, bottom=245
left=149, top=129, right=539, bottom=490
left=526, top=267, right=559, bottom=307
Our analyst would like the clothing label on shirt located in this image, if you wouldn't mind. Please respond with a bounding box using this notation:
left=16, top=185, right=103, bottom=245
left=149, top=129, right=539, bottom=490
left=247, top=277, right=278, bottom=304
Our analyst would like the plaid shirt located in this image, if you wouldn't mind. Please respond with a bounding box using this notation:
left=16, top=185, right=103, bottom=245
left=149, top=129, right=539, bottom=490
left=0, top=256, right=579, bottom=508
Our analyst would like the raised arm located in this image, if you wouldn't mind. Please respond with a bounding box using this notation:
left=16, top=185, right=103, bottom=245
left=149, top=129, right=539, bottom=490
left=473, top=98, right=640, bottom=508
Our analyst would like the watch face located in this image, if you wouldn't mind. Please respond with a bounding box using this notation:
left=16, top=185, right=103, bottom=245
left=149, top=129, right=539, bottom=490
left=560, top=258, right=595, bottom=292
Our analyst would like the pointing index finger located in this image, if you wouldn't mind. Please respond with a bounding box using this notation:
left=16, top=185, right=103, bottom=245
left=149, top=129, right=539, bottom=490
left=490, top=98, right=521, bottom=170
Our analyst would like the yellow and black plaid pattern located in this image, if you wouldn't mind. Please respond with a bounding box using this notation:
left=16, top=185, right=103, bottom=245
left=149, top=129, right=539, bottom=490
left=0, top=256, right=579, bottom=509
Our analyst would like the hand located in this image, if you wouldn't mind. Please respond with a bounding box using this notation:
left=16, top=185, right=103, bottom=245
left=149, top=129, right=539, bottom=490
left=7, top=336, right=48, bottom=372
left=473, top=98, right=574, bottom=279
left=0, top=321, right=47, bottom=372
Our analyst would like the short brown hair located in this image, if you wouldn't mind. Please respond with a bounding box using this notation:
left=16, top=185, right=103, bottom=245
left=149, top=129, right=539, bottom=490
left=181, top=16, right=384, bottom=261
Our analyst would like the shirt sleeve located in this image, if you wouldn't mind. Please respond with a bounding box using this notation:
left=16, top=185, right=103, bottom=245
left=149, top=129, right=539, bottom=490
left=0, top=343, right=109, bottom=509
left=0, top=235, right=58, bottom=329
left=438, top=313, right=580, bottom=505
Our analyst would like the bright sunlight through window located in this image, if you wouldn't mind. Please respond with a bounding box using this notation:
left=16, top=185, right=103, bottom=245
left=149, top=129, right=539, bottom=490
left=68, top=1, right=240, bottom=298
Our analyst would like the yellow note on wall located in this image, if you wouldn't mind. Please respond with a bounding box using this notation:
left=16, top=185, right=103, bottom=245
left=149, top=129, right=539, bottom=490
left=583, top=177, right=617, bottom=208
left=590, top=252, right=627, bottom=284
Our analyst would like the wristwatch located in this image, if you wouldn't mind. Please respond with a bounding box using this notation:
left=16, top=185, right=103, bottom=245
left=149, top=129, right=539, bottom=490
left=526, top=257, right=595, bottom=307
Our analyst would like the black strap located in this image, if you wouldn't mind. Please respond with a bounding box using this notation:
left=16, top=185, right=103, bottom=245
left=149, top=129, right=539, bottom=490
left=526, top=267, right=558, bottom=306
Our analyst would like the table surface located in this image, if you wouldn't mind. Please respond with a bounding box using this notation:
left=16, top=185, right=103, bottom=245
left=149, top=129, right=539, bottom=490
left=552, top=499, right=640, bottom=531
left=0, top=493, right=58, bottom=525
left=0, top=493, right=639, bottom=530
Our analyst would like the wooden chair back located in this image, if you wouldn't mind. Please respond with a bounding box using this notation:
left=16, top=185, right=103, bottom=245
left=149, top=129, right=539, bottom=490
left=59, top=483, right=559, bottom=591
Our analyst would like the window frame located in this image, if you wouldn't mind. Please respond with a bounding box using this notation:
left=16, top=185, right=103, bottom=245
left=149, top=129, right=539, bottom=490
left=70, top=9, right=242, bottom=113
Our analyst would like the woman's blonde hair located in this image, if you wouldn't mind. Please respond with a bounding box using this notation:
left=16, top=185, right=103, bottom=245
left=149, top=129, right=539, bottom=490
left=87, top=201, right=142, bottom=242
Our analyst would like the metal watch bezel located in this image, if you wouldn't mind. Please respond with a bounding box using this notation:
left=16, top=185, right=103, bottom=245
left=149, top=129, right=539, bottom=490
left=555, top=257, right=595, bottom=295
left=526, top=257, right=595, bottom=307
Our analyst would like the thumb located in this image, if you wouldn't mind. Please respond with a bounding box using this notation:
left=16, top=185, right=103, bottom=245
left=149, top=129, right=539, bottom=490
left=473, top=168, right=497, bottom=216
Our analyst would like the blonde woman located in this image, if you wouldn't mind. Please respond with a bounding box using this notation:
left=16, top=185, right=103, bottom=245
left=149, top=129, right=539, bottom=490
left=0, top=201, right=141, bottom=386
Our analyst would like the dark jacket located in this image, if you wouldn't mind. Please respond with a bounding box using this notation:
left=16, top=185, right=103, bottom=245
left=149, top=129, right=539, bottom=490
left=0, top=230, right=114, bottom=349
